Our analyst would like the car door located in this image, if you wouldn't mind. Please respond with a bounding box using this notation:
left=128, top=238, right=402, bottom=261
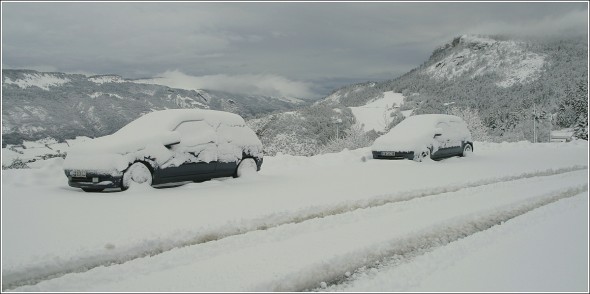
left=447, top=120, right=467, bottom=156
left=213, top=124, right=243, bottom=177
left=433, top=122, right=452, bottom=159
left=159, top=120, right=218, bottom=182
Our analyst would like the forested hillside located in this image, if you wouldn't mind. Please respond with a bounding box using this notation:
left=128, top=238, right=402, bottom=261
left=2, top=70, right=306, bottom=146
left=250, top=34, right=588, bottom=155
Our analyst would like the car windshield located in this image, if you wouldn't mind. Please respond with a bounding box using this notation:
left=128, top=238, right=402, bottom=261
left=114, top=113, right=176, bottom=137
left=113, top=109, right=246, bottom=138
left=387, top=115, right=439, bottom=137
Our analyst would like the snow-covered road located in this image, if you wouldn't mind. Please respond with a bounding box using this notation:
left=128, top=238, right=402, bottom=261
left=2, top=141, right=588, bottom=291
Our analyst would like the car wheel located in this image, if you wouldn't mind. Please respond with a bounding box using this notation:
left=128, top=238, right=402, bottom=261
left=122, top=162, right=153, bottom=190
left=414, top=148, right=430, bottom=162
left=235, top=158, right=258, bottom=177
left=82, top=188, right=104, bottom=192
left=462, top=143, right=473, bottom=157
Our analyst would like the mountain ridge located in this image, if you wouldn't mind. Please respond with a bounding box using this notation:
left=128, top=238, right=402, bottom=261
left=247, top=34, right=587, bottom=155
left=312, top=34, right=588, bottom=140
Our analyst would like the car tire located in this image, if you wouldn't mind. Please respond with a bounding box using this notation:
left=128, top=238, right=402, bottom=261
left=235, top=158, right=258, bottom=178
left=461, top=143, right=473, bottom=157
left=414, top=148, right=431, bottom=162
left=82, top=188, right=104, bottom=192
left=121, top=162, right=153, bottom=190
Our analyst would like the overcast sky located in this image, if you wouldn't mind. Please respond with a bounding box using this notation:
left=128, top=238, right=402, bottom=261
left=2, top=2, right=588, bottom=98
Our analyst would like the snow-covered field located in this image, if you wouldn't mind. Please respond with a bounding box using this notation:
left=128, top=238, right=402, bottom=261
left=350, top=91, right=406, bottom=132
left=1, top=140, right=588, bottom=291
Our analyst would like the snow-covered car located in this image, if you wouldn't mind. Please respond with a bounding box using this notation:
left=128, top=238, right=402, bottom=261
left=63, top=109, right=263, bottom=192
left=371, top=114, right=473, bottom=161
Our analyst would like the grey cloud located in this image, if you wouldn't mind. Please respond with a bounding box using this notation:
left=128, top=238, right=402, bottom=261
left=138, top=70, right=316, bottom=99
left=2, top=2, right=587, bottom=97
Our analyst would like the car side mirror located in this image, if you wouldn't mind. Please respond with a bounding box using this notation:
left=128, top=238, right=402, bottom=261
left=164, top=141, right=180, bottom=149
left=433, top=127, right=443, bottom=138
left=163, top=131, right=181, bottom=149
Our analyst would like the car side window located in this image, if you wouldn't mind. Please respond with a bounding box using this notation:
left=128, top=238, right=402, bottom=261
left=451, top=121, right=470, bottom=137
left=173, top=120, right=216, bottom=147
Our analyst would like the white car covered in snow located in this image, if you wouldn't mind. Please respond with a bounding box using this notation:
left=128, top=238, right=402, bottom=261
left=371, top=114, right=473, bottom=161
left=64, top=109, right=263, bottom=192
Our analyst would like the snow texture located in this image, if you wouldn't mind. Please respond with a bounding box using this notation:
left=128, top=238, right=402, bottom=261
left=87, top=75, right=124, bottom=84
left=350, top=91, right=405, bottom=132
left=425, top=35, right=546, bottom=88
left=1, top=140, right=587, bottom=292
left=4, top=73, right=70, bottom=90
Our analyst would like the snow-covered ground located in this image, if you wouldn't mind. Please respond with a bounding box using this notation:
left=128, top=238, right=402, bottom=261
left=1, top=140, right=588, bottom=291
left=2, top=137, right=90, bottom=168
left=350, top=91, right=407, bottom=132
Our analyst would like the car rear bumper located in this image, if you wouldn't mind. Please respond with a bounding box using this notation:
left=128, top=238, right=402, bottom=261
left=372, top=151, right=414, bottom=160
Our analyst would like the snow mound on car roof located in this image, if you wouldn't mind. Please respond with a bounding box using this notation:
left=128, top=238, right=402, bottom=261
left=69, top=109, right=249, bottom=154
left=116, top=109, right=246, bottom=136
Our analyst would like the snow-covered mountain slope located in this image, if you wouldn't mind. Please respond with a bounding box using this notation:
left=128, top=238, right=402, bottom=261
left=424, top=35, right=546, bottom=88
left=322, top=82, right=379, bottom=106
left=2, top=140, right=587, bottom=291
left=87, top=74, right=125, bottom=84
left=350, top=91, right=408, bottom=132
left=314, top=34, right=587, bottom=143
left=3, top=71, right=71, bottom=90
left=2, top=69, right=306, bottom=145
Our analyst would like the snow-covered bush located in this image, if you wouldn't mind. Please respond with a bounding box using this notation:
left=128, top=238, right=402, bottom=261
left=573, top=113, right=588, bottom=141
left=263, top=132, right=319, bottom=156
left=319, top=124, right=377, bottom=154
left=448, top=107, right=492, bottom=142
left=2, top=158, right=29, bottom=170
left=384, top=110, right=406, bottom=133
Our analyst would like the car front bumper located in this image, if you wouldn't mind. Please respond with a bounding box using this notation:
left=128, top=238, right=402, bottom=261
left=65, top=170, right=123, bottom=189
left=372, top=151, right=414, bottom=160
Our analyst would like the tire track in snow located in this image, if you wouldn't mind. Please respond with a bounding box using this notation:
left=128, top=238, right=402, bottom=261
left=303, top=187, right=588, bottom=292
left=2, top=165, right=587, bottom=291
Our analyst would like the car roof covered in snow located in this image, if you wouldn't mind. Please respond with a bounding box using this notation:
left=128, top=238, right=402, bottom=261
left=115, top=109, right=246, bottom=136
left=65, top=109, right=259, bottom=161
left=400, top=114, right=464, bottom=127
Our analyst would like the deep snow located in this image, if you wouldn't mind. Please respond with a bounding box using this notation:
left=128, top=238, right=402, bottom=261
left=1, top=140, right=588, bottom=291
left=349, top=91, right=405, bottom=132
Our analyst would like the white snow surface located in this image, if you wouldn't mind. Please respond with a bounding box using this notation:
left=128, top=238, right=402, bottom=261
left=4, top=73, right=70, bottom=90
left=87, top=75, right=124, bottom=84
left=350, top=91, right=405, bottom=132
left=89, top=92, right=124, bottom=99
left=2, top=140, right=588, bottom=292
